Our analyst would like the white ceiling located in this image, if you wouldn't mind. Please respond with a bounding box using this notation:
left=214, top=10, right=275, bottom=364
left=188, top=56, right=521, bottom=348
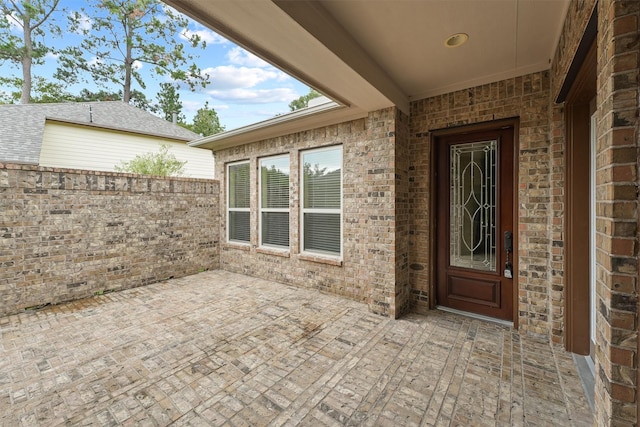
left=165, top=0, right=569, bottom=146
left=314, top=0, right=569, bottom=101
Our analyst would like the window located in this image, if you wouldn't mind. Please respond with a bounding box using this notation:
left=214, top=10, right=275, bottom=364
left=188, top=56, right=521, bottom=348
left=301, top=146, right=342, bottom=257
left=260, top=155, right=290, bottom=248
left=227, top=161, right=250, bottom=243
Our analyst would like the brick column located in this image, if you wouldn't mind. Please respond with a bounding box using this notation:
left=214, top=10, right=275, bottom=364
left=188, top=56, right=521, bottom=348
left=594, top=0, right=639, bottom=424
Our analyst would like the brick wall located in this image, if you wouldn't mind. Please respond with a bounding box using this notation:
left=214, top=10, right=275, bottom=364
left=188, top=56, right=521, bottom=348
left=409, top=71, right=553, bottom=337
left=394, top=110, right=411, bottom=316
left=548, top=0, right=597, bottom=349
left=214, top=108, right=407, bottom=317
left=594, top=0, right=639, bottom=424
left=548, top=0, right=640, bottom=423
left=0, top=163, right=220, bottom=317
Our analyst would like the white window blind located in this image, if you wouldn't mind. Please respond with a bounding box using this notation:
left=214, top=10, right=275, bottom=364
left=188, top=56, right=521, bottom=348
left=301, top=146, right=342, bottom=256
left=227, top=161, right=250, bottom=243
left=260, top=156, right=290, bottom=248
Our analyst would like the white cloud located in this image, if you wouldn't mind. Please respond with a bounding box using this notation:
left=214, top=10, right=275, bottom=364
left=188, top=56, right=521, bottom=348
left=68, top=11, right=92, bottom=34
left=76, top=13, right=92, bottom=32
left=181, top=27, right=228, bottom=45
left=201, top=65, right=289, bottom=90
left=45, top=52, right=59, bottom=61
left=183, top=99, right=228, bottom=114
left=132, top=60, right=143, bottom=70
left=226, top=47, right=269, bottom=68
left=88, top=56, right=102, bottom=67
left=207, top=87, right=299, bottom=104
left=4, top=12, right=21, bottom=32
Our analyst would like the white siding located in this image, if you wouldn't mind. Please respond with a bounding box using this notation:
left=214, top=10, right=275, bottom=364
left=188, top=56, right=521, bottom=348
left=39, top=122, right=214, bottom=179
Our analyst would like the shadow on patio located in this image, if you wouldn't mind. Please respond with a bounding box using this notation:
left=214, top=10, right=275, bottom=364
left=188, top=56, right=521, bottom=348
left=1, top=270, right=592, bottom=426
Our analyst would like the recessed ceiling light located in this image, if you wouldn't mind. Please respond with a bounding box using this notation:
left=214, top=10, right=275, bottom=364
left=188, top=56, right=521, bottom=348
left=444, top=33, right=469, bottom=48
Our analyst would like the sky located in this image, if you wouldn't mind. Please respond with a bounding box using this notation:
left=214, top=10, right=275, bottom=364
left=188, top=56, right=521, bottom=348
left=0, top=1, right=312, bottom=131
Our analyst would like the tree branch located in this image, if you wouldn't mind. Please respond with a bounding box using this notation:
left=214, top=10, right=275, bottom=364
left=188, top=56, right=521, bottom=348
left=32, top=0, right=61, bottom=31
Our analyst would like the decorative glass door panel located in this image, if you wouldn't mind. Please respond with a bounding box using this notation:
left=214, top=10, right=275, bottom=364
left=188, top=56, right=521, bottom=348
left=435, top=126, right=514, bottom=322
left=449, top=140, right=497, bottom=272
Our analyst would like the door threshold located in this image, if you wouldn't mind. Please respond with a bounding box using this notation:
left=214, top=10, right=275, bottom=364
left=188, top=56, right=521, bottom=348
left=436, top=306, right=513, bottom=328
left=572, top=354, right=595, bottom=413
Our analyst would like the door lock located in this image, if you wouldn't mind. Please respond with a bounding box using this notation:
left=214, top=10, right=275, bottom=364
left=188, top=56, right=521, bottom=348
left=504, top=231, right=513, bottom=279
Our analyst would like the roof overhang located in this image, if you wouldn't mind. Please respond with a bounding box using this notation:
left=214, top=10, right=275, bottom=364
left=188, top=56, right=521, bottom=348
left=165, top=0, right=569, bottom=151
left=165, top=0, right=405, bottom=114
left=190, top=99, right=367, bottom=151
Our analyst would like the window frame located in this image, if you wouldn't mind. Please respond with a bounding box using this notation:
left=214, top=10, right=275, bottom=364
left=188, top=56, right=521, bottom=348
left=300, top=145, right=343, bottom=259
left=226, top=160, right=251, bottom=245
left=259, top=154, right=290, bottom=250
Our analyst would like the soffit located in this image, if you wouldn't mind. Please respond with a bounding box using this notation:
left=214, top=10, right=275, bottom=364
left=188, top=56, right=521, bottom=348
left=165, top=0, right=400, bottom=114
left=164, top=0, right=569, bottom=148
left=308, top=0, right=569, bottom=100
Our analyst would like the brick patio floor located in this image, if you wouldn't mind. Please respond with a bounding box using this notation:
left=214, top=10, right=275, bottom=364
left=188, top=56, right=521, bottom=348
left=1, top=270, right=592, bottom=426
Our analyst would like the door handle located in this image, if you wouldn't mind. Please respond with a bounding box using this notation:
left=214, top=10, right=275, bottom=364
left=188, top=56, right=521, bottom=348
left=504, top=231, right=513, bottom=278
left=504, top=231, right=513, bottom=253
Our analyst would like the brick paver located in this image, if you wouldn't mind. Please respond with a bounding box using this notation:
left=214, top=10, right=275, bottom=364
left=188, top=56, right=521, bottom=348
left=0, top=271, right=592, bottom=426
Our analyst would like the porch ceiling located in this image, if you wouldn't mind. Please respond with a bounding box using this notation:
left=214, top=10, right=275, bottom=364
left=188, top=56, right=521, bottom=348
left=165, top=0, right=569, bottom=147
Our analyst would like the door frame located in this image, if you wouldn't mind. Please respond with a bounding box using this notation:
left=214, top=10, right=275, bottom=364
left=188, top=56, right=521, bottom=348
left=564, top=40, right=597, bottom=355
left=429, top=118, right=520, bottom=327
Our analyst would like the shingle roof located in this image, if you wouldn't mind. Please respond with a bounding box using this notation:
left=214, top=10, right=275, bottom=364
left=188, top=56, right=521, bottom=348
left=0, top=101, right=200, bottom=164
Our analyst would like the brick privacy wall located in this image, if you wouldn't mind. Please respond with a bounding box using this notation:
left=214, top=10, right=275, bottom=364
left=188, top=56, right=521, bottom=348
left=0, top=163, right=220, bottom=317
left=409, top=71, right=553, bottom=337
left=214, top=108, right=406, bottom=317
left=593, top=0, right=639, bottom=425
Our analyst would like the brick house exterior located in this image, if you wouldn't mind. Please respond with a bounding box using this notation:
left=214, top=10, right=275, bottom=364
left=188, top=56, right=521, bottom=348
left=172, top=0, right=637, bottom=424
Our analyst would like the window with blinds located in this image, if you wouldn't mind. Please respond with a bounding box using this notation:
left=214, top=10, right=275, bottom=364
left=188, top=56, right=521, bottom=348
left=227, top=161, right=250, bottom=243
left=260, top=155, right=290, bottom=248
left=301, top=146, right=342, bottom=257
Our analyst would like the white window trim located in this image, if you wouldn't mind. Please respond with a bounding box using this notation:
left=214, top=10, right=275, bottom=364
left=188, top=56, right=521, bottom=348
left=259, top=154, right=290, bottom=250
left=226, top=160, right=250, bottom=245
left=300, top=145, right=343, bottom=259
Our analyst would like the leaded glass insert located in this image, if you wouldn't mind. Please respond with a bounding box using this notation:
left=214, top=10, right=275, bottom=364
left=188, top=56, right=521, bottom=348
left=450, top=140, right=497, bottom=271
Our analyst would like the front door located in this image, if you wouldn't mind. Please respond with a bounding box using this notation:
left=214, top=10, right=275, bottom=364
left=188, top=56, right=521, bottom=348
left=435, top=125, right=515, bottom=321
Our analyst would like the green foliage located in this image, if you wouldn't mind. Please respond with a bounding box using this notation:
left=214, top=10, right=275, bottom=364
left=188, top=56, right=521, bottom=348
left=156, top=82, right=185, bottom=123
left=127, top=89, right=156, bottom=113
left=74, top=88, right=155, bottom=112
left=0, top=77, right=155, bottom=110
left=0, top=76, right=72, bottom=103
left=288, top=89, right=321, bottom=111
left=0, top=0, right=64, bottom=103
left=114, top=144, right=187, bottom=176
left=55, top=0, right=209, bottom=103
left=0, top=76, right=22, bottom=103
left=73, top=88, right=121, bottom=102
left=31, top=77, right=73, bottom=102
left=187, top=101, right=224, bottom=136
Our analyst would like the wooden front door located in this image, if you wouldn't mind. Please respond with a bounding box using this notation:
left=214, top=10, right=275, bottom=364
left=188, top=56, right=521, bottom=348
left=435, top=125, right=515, bottom=321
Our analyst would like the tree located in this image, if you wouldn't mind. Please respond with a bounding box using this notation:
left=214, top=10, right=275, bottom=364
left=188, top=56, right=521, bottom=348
left=114, top=144, right=186, bottom=176
left=0, top=0, right=63, bottom=103
left=31, top=76, right=72, bottom=102
left=155, top=82, right=184, bottom=123
left=72, top=88, right=155, bottom=112
left=127, top=89, right=155, bottom=113
left=56, top=0, right=209, bottom=103
left=0, top=75, right=74, bottom=103
left=73, top=88, right=121, bottom=102
left=289, top=89, right=321, bottom=111
left=0, top=76, right=21, bottom=103
left=189, top=101, right=224, bottom=136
